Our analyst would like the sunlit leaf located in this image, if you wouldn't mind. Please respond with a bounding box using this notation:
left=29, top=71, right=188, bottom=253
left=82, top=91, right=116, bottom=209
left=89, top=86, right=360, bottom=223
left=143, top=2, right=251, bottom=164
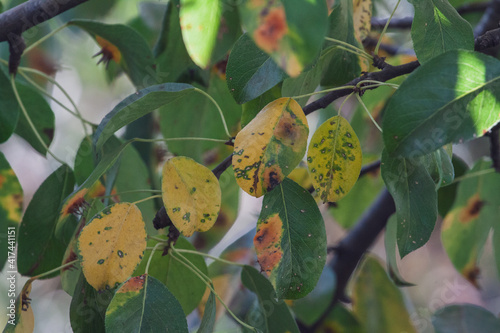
left=432, top=304, right=500, bottom=333
left=241, top=265, right=300, bottom=333
left=179, top=0, right=221, bottom=68
left=0, top=69, right=19, bottom=143
left=93, top=83, right=194, bottom=151
left=353, top=256, right=417, bottom=333
left=233, top=97, right=308, bottom=197
left=307, top=115, right=362, bottom=203
left=238, top=0, right=328, bottom=77
left=381, top=150, right=438, bottom=258
left=0, top=152, right=23, bottom=270
left=78, top=203, right=147, bottom=290
left=441, top=159, right=500, bottom=287
left=162, top=156, right=221, bottom=237
left=255, top=178, right=326, bottom=299
left=105, top=274, right=188, bottom=333
left=383, top=50, right=500, bottom=157
left=409, top=0, right=474, bottom=64
left=3, top=280, right=34, bottom=333
left=68, top=20, right=156, bottom=88
left=226, top=33, right=286, bottom=104
left=17, top=165, right=75, bottom=277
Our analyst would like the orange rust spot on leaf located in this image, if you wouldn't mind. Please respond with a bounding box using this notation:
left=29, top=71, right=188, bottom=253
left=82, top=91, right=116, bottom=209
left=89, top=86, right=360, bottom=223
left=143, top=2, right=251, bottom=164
left=462, top=263, right=481, bottom=289
left=118, top=275, right=146, bottom=293
left=95, top=36, right=122, bottom=66
left=274, top=111, right=301, bottom=148
left=459, top=194, right=484, bottom=223
left=253, top=7, right=288, bottom=53
left=254, top=213, right=283, bottom=275
left=262, top=165, right=283, bottom=193
left=0, top=174, right=6, bottom=188
left=61, top=189, right=88, bottom=218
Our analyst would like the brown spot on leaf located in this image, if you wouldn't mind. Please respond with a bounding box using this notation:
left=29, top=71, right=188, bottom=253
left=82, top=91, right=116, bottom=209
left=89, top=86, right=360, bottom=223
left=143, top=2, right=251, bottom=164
left=118, top=275, right=145, bottom=293
left=459, top=194, right=484, bottom=223
left=274, top=110, right=304, bottom=149
left=262, top=165, right=282, bottom=192
left=462, top=263, right=481, bottom=289
left=254, top=213, right=283, bottom=275
left=253, top=7, right=288, bottom=53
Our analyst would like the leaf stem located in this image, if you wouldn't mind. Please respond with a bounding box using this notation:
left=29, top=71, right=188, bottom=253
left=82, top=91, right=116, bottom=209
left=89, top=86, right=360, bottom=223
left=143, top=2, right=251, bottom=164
left=357, top=79, right=399, bottom=89
left=145, top=242, right=163, bottom=275
left=10, top=74, right=66, bottom=164
left=374, top=0, right=402, bottom=55
left=30, top=259, right=78, bottom=280
left=337, top=92, right=355, bottom=118
left=132, top=195, right=162, bottom=205
left=94, top=189, right=163, bottom=200
left=193, top=88, right=231, bottom=138
left=174, top=248, right=246, bottom=267
left=355, top=94, right=383, bottom=133
left=133, top=137, right=228, bottom=144
left=324, top=37, right=373, bottom=60
left=292, top=85, right=356, bottom=100
left=148, top=235, right=169, bottom=243
left=23, top=23, right=69, bottom=54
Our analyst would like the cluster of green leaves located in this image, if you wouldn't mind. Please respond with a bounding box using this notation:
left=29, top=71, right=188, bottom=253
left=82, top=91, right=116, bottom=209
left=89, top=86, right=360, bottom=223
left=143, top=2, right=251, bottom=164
left=1, top=0, right=500, bottom=332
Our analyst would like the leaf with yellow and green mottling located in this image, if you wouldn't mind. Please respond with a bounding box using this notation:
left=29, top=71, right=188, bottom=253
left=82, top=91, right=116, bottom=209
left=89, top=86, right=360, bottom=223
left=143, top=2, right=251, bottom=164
left=307, top=116, right=362, bottom=203
left=233, top=97, right=308, bottom=197
left=162, top=156, right=221, bottom=237
left=353, top=0, right=372, bottom=42
left=3, top=279, right=34, bottom=333
left=105, top=274, right=188, bottom=333
left=78, top=203, right=147, bottom=290
left=0, top=152, right=23, bottom=271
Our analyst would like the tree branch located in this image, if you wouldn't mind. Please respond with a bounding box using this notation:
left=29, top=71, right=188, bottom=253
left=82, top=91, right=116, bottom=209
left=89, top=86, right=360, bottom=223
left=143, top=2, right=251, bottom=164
left=473, top=0, right=500, bottom=37
left=487, top=128, right=500, bottom=173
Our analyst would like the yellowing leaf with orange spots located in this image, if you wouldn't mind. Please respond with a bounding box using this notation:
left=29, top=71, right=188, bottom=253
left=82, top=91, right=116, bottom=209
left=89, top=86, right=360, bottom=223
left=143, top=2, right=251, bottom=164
left=162, top=157, right=221, bottom=237
left=233, top=98, right=308, bottom=197
left=307, top=116, right=362, bottom=202
left=78, top=203, right=147, bottom=290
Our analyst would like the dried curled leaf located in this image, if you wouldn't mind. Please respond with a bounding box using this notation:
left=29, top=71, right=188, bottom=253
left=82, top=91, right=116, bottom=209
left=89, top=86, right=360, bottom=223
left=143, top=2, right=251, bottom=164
left=162, top=156, right=221, bottom=237
left=233, top=97, right=308, bottom=197
left=307, top=116, right=362, bottom=202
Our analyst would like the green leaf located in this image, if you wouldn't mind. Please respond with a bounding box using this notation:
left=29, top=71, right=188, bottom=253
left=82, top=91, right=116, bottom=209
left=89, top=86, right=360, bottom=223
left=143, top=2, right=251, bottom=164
left=383, top=50, right=500, bottom=157
left=74, top=136, right=97, bottom=186
left=384, top=214, right=414, bottom=286
left=307, top=116, right=362, bottom=203
left=438, top=155, right=468, bottom=217
left=198, top=291, right=216, bottom=333
left=353, top=256, right=417, bottom=333
left=441, top=159, right=500, bottom=286
left=14, top=83, right=55, bottom=155
left=241, top=84, right=282, bottom=128
left=409, top=0, right=474, bottom=64
left=0, top=152, right=23, bottom=270
left=226, top=33, right=286, bottom=104
left=238, top=0, right=327, bottom=77
left=290, top=266, right=335, bottom=326
left=17, top=165, right=75, bottom=277
left=316, top=305, right=364, bottom=333
left=321, top=0, right=364, bottom=86
left=241, top=265, right=300, bottom=333
left=68, top=20, right=156, bottom=89
left=105, top=274, right=188, bottom=333
left=255, top=178, right=326, bottom=299
left=179, top=0, right=221, bottom=68
left=93, top=83, right=194, bottom=151
left=210, top=3, right=242, bottom=63
left=70, top=273, right=114, bottom=333
left=0, top=69, right=19, bottom=143
left=134, top=237, right=207, bottom=315
left=159, top=73, right=241, bottom=163
left=381, top=149, right=438, bottom=258
left=432, top=304, right=500, bottom=333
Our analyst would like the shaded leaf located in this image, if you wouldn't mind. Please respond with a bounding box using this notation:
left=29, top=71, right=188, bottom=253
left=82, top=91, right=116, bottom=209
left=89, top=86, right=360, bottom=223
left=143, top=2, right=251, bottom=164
left=233, top=98, right=308, bottom=197
left=68, top=20, right=156, bottom=88
left=179, top=0, right=221, bottom=68
left=105, top=274, right=188, bottom=333
left=438, top=155, right=468, bottom=217
left=162, top=156, right=221, bottom=237
left=384, top=214, right=414, bottom=286
left=241, top=84, right=282, bottom=128
left=94, top=83, right=194, bottom=151
left=307, top=116, right=362, bottom=203
left=0, top=69, right=19, bottom=143
left=0, top=152, right=23, bottom=270
left=353, top=256, right=417, bottom=333
left=383, top=50, right=500, bottom=157
left=226, top=33, right=286, bottom=104
left=314, top=305, right=364, bottom=333
left=432, top=304, right=500, bottom=333
left=381, top=149, right=438, bottom=258
left=78, top=203, right=147, bottom=290
left=241, top=265, right=300, bottom=333
left=255, top=178, right=326, bottom=299
left=134, top=237, right=207, bottom=315
left=409, top=0, right=474, bottom=64
left=17, top=165, right=75, bottom=277
left=198, top=291, right=216, bottom=333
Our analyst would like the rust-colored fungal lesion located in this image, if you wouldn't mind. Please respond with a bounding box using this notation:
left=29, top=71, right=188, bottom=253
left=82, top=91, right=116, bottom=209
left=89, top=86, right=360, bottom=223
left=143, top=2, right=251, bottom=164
left=254, top=213, right=284, bottom=275
left=253, top=7, right=288, bottom=53
left=94, top=36, right=122, bottom=67
left=459, top=194, right=485, bottom=223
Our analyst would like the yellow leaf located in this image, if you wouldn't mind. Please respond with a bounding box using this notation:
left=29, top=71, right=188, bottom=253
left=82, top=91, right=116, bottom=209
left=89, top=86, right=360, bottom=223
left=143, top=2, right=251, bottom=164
left=162, top=156, right=221, bottom=237
left=307, top=116, right=362, bottom=202
left=232, top=98, right=309, bottom=197
left=353, top=0, right=372, bottom=42
left=78, top=203, right=147, bottom=290
left=4, top=280, right=34, bottom=333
